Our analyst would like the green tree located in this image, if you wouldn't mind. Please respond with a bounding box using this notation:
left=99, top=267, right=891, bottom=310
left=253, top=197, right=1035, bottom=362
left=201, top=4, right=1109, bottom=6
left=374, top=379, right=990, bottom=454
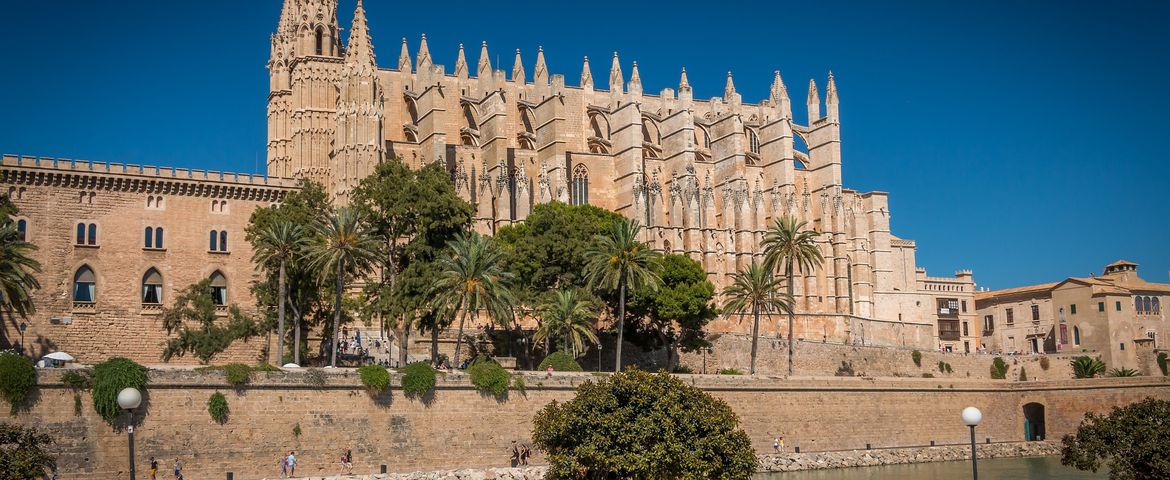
left=626, top=254, right=718, bottom=367
left=0, top=199, right=41, bottom=321
left=1071, top=356, right=1107, bottom=379
left=430, top=232, right=516, bottom=366
left=251, top=221, right=309, bottom=367
left=761, top=216, right=824, bottom=376
left=0, top=422, right=56, bottom=479
left=1061, top=398, right=1170, bottom=480
left=247, top=180, right=332, bottom=365
left=534, top=289, right=599, bottom=357
left=307, top=207, right=380, bottom=367
left=160, top=280, right=261, bottom=364
left=584, top=218, right=662, bottom=372
left=722, top=262, right=794, bottom=375
left=532, top=370, right=756, bottom=479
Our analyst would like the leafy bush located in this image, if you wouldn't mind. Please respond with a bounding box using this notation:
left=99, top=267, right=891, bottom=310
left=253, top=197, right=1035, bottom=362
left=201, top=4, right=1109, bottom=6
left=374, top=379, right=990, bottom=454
left=1040, top=356, right=1051, bottom=371
left=511, top=376, right=527, bottom=393
left=1019, top=366, right=1028, bottom=381
left=835, top=361, right=855, bottom=377
left=292, top=422, right=302, bottom=438
left=469, top=360, right=510, bottom=397
left=358, top=365, right=390, bottom=392
left=944, top=363, right=953, bottom=374
left=303, top=368, right=327, bottom=387
left=1061, top=398, right=1170, bottom=478
left=672, top=364, right=694, bottom=374
left=937, top=361, right=946, bottom=373
left=1071, top=356, right=1106, bottom=379
left=0, top=351, right=36, bottom=414
left=533, top=370, right=756, bottom=479
left=990, top=357, right=1008, bottom=380
left=911, top=350, right=922, bottom=367
left=538, top=351, right=583, bottom=372
left=92, top=357, right=147, bottom=425
left=719, top=368, right=744, bottom=375
left=223, top=364, right=252, bottom=386
left=1157, top=352, right=1168, bottom=376
left=61, top=370, right=92, bottom=390
left=1107, top=368, right=1139, bottom=377
left=0, top=423, right=56, bottom=479
left=400, top=362, right=437, bottom=397
left=207, top=392, right=229, bottom=423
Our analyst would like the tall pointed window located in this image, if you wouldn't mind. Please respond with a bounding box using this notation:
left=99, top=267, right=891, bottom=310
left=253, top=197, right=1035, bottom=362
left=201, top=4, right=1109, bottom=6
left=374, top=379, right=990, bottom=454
left=142, top=268, right=163, bottom=304
left=315, top=29, right=324, bottom=56
left=571, top=164, right=589, bottom=206
left=209, top=230, right=218, bottom=251
left=16, top=219, right=26, bottom=241
left=209, top=271, right=228, bottom=306
left=220, top=231, right=228, bottom=252
left=746, top=128, right=760, bottom=154
left=87, top=224, right=97, bottom=245
left=155, top=227, right=164, bottom=249
left=76, top=223, right=85, bottom=245
left=145, top=227, right=154, bottom=248
left=76, top=222, right=98, bottom=245
left=73, top=266, right=96, bottom=302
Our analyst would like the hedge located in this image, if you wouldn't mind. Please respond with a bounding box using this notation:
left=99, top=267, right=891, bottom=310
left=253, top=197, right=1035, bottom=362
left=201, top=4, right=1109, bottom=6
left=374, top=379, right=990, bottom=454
left=538, top=351, right=583, bottom=372
left=92, top=357, right=148, bottom=425
left=400, top=362, right=437, bottom=397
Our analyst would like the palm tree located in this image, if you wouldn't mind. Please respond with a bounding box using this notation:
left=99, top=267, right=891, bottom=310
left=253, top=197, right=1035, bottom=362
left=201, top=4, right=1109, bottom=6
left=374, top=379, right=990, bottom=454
left=252, top=221, right=308, bottom=366
left=722, top=262, right=793, bottom=375
left=1071, top=356, right=1107, bottom=379
left=584, top=218, right=661, bottom=372
left=534, top=289, right=599, bottom=357
left=0, top=222, right=41, bottom=320
left=430, top=232, right=516, bottom=367
left=761, top=216, right=824, bottom=376
left=307, top=208, right=380, bottom=367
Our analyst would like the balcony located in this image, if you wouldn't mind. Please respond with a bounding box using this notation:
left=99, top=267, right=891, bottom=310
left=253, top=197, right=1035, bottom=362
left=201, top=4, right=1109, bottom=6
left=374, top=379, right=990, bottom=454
left=72, top=301, right=96, bottom=314
left=938, top=319, right=961, bottom=341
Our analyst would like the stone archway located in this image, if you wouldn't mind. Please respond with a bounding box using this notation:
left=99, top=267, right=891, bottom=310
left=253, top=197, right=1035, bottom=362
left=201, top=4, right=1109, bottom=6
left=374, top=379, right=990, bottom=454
left=1023, top=402, right=1046, bottom=441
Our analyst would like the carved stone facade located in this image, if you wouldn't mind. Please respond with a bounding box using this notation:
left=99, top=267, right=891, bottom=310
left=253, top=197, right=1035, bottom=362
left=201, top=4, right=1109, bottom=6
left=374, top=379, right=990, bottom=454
left=265, top=1, right=977, bottom=349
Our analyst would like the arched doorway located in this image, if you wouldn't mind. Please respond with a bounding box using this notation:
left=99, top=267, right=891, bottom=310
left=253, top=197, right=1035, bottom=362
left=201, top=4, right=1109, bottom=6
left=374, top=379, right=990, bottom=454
left=1023, top=403, right=1046, bottom=441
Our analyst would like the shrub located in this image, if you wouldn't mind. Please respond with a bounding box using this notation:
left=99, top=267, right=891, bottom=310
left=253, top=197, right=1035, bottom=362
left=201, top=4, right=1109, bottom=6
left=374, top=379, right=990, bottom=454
left=1071, top=356, right=1106, bottom=379
left=533, top=370, right=756, bottom=479
left=254, top=362, right=280, bottom=373
left=207, top=392, right=229, bottom=423
left=511, top=376, right=527, bottom=393
left=944, top=363, right=953, bottom=374
left=718, top=368, right=744, bottom=375
left=92, top=357, right=148, bottom=425
left=292, top=422, right=302, bottom=438
left=990, top=357, right=1008, bottom=380
left=303, top=368, right=327, bottom=387
left=1157, top=352, right=1168, bottom=376
left=0, top=423, right=56, bottom=479
left=835, top=361, right=855, bottom=377
left=469, top=360, right=510, bottom=397
left=911, top=350, right=922, bottom=367
left=61, top=370, right=92, bottom=390
left=672, top=364, right=693, bottom=374
left=1107, top=368, right=1139, bottom=377
left=400, top=362, right=437, bottom=397
left=1039, top=356, right=1051, bottom=371
left=1062, top=398, right=1170, bottom=478
left=358, top=365, right=390, bottom=392
left=0, top=351, right=36, bottom=414
left=1019, top=367, right=1028, bottom=381
left=223, top=363, right=252, bottom=386
left=921, top=373, right=935, bottom=378
left=539, top=351, right=583, bottom=372
left=937, top=361, right=946, bottom=373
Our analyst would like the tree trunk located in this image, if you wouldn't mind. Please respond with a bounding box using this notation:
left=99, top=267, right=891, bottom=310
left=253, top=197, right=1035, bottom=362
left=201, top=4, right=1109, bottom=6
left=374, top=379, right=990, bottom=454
left=398, top=321, right=410, bottom=367
left=276, top=260, right=287, bottom=366
left=750, top=303, right=760, bottom=375
left=330, top=261, right=344, bottom=368
left=787, top=261, right=795, bottom=376
left=430, top=325, right=439, bottom=365
left=290, top=302, right=302, bottom=365
left=452, top=299, right=469, bottom=367
left=615, top=271, right=627, bottom=373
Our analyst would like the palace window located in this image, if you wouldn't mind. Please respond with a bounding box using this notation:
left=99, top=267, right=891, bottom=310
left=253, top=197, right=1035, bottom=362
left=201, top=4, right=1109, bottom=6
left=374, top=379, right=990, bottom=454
left=1135, top=297, right=1143, bottom=313
left=73, top=266, right=96, bottom=303
left=746, top=128, right=760, bottom=154
left=571, top=164, right=589, bottom=206
left=1031, top=304, right=1040, bottom=321
left=16, top=219, right=26, bottom=241
left=1070, top=304, right=1076, bottom=315
left=1154, top=297, right=1161, bottom=314
left=142, top=268, right=163, bottom=304
left=1073, top=326, right=1081, bottom=346
left=210, top=230, right=228, bottom=252
left=315, top=28, right=324, bottom=56
left=961, top=300, right=967, bottom=313
left=983, top=315, right=994, bottom=334
left=1098, top=301, right=1105, bottom=312
left=145, top=227, right=164, bottom=249
left=1144, top=296, right=1152, bottom=314
left=209, top=271, right=228, bottom=306
left=1116, top=301, right=1122, bottom=311
left=76, top=222, right=98, bottom=246
left=1005, top=308, right=1014, bottom=325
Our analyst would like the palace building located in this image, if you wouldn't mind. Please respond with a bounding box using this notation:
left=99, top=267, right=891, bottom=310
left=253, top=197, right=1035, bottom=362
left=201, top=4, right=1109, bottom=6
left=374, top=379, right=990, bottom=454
left=1, top=0, right=981, bottom=363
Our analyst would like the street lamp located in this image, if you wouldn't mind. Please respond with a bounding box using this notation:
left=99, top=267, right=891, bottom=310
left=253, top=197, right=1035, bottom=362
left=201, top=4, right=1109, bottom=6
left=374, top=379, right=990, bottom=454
left=596, top=342, right=602, bottom=372
left=962, top=406, right=982, bottom=480
left=117, top=388, right=143, bottom=480
left=18, top=322, right=27, bottom=355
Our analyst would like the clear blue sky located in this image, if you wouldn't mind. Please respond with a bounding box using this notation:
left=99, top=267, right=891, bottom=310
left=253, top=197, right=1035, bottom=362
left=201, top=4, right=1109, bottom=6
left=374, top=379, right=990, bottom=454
left=3, top=1, right=1168, bottom=289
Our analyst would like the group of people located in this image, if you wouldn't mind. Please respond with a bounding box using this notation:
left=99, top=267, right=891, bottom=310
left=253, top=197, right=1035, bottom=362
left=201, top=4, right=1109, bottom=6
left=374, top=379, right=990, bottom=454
left=276, top=451, right=297, bottom=478
left=510, top=441, right=532, bottom=467
left=772, top=435, right=788, bottom=453
left=147, top=457, right=182, bottom=480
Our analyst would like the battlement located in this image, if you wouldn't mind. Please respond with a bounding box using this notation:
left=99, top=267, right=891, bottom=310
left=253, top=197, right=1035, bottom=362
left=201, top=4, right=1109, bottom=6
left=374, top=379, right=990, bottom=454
left=2, top=154, right=298, bottom=189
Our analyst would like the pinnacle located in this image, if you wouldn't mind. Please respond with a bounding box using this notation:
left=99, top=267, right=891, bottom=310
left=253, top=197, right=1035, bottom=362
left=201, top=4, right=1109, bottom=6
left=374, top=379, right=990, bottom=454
left=345, top=0, right=376, bottom=65
left=398, top=37, right=411, bottom=72
left=455, top=43, right=468, bottom=79
left=581, top=55, right=594, bottom=88
left=724, top=70, right=736, bottom=98
left=416, top=34, right=431, bottom=68
left=477, top=41, right=491, bottom=77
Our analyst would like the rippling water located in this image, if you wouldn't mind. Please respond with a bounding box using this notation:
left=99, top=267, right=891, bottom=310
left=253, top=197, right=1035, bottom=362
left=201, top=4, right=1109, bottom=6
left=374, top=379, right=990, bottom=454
left=754, top=456, right=1107, bottom=479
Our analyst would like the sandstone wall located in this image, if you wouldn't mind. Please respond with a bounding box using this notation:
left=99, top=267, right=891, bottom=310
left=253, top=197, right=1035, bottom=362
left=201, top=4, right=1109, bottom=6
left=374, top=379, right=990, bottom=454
left=10, top=368, right=1169, bottom=480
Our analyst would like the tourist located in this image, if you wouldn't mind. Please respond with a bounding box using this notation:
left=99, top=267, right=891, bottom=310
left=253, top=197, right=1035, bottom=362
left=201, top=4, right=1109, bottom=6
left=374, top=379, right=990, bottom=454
left=173, top=459, right=183, bottom=480
left=287, top=450, right=297, bottom=478
left=340, top=450, right=352, bottom=473
left=510, top=441, right=520, bottom=467
left=278, top=452, right=288, bottom=478
left=520, top=444, right=530, bottom=466
left=779, top=435, right=786, bottom=453
left=149, top=457, right=158, bottom=480
left=773, top=437, right=780, bottom=452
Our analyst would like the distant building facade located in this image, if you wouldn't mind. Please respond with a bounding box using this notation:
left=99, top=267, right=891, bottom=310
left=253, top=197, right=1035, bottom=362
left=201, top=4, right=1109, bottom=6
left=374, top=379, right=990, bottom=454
left=975, top=261, right=1168, bottom=372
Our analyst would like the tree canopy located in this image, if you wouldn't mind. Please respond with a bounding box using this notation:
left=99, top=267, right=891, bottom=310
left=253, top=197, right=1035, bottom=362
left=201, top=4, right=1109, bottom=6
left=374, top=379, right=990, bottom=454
left=626, top=253, right=718, bottom=356
left=0, top=422, right=56, bottom=480
left=532, top=369, right=757, bottom=479
left=1061, top=397, right=1170, bottom=480
left=0, top=197, right=41, bottom=320
left=160, top=279, right=261, bottom=364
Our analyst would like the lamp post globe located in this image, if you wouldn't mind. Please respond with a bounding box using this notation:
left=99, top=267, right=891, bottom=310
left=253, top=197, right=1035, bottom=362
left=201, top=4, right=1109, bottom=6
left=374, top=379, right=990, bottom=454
left=962, top=406, right=982, bottom=426
left=117, top=388, right=143, bottom=411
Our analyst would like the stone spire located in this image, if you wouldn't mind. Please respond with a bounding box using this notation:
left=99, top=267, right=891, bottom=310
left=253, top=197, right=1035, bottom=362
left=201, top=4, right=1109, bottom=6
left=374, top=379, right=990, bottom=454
left=770, top=70, right=791, bottom=117
left=628, top=61, right=642, bottom=95
left=609, top=52, right=624, bottom=94
left=724, top=71, right=736, bottom=99
left=477, top=41, right=491, bottom=78
left=825, top=71, right=839, bottom=120
left=533, top=46, right=548, bottom=86
left=512, top=49, right=526, bottom=84
left=679, top=67, right=691, bottom=93
left=344, top=0, right=375, bottom=65
left=398, top=38, right=411, bottom=72
left=416, top=34, right=432, bottom=70
left=276, top=0, right=295, bottom=36
left=454, top=43, right=468, bottom=79
left=807, top=79, right=821, bottom=122
left=580, top=56, right=594, bottom=89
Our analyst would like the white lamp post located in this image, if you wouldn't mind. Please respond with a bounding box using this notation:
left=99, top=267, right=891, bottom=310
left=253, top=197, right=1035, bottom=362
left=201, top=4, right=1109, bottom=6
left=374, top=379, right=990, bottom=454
left=961, top=406, right=982, bottom=480
left=117, top=388, right=142, bottom=480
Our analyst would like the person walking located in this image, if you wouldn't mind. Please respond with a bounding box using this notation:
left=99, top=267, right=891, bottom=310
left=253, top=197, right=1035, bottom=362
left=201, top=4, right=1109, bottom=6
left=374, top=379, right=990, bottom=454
left=149, top=457, right=158, bottom=480
left=773, top=436, right=780, bottom=453
left=287, top=450, right=297, bottom=478
left=278, top=452, right=288, bottom=479
left=173, top=459, right=183, bottom=480
left=779, top=435, right=786, bottom=453
left=520, top=444, right=530, bottom=466
left=510, top=441, right=520, bottom=467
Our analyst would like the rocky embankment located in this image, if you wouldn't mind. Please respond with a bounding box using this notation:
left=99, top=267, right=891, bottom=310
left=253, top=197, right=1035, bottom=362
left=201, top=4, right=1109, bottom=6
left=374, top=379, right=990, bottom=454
left=297, top=442, right=1060, bottom=479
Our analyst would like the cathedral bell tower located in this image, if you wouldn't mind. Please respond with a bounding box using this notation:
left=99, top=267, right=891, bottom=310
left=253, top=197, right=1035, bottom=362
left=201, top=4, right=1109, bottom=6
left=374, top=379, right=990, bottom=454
left=331, top=0, right=385, bottom=204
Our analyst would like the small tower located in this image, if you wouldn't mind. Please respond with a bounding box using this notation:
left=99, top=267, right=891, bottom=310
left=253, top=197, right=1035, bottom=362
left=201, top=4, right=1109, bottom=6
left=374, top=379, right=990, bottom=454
left=609, top=52, right=624, bottom=96
left=826, top=71, right=840, bottom=122
left=332, top=0, right=385, bottom=203
left=512, top=49, right=526, bottom=84
left=580, top=56, right=594, bottom=90
left=628, top=61, right=642, bottom=96
left=398, top=38, right=411, bottom=72
left=454, top=43, right=468, bottom=79
left=806, top=79, right=821, bottom=124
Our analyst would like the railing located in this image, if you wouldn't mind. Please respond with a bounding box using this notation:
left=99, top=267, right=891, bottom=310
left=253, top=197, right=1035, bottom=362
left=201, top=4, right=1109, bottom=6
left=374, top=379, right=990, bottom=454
left=141, top=304, right=163, bottom=314
left=72, top=302, right=96, bottom=313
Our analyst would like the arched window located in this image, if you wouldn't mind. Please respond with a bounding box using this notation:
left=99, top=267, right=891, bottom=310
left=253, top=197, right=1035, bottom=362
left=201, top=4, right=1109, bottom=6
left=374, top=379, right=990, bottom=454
left=1073, top=326, right=1081, bottom=346
left=73, top=266, right=96, bottom=303
left=1136, top=297, right=1143, bottom=313
left=209, top=230, right=218, bottom=251
left=87, top=223, right=97, bottom=245
left=746, top=128, right=760, bottom=154
left=315, top=28, right=324, bottom=56
left=220, top=231, right=228, bottom=252
left=76, top=223, right=85, bottom=245
left=1154, top=297, right=1161, bottom=314
left=16, top=219, right=26, bottom=241
left=144, top=227, right=154, bottom=248
left=571, top=164, right=589, bottom=206
left=147, top=196, right=154, bottom=208
left=157, top=197, right=164, bottom=209
left=1144, top=296, right=1152, bottom=314
left=142, top=268, right=163, bottom=304
left=209, top=271, right=228, bottom=306
left=155, top=227, right=164, bottom=249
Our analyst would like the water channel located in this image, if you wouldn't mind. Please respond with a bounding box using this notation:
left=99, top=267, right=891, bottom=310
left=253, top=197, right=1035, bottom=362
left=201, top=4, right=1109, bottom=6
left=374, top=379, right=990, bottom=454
left=754, top=456, right=1107, bottom=480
